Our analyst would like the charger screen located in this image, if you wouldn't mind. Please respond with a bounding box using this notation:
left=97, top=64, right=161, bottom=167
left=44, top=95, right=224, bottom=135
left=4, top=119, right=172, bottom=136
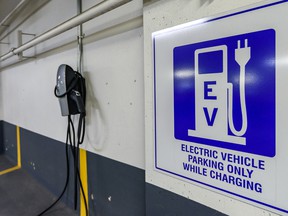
left=198, top=50, right=223, bottom=74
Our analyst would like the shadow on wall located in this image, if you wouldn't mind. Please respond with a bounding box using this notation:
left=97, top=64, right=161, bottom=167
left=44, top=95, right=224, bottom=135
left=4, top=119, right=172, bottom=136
left=84, top=72, right=107, bottom=151
left=200, top=0, right=214, bottom=6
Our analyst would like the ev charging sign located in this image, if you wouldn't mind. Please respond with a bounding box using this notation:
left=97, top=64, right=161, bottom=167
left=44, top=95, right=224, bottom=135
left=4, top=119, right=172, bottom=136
left=153, top=1, right=288, bottom=215
left=174, top=29, right=276, bottom=157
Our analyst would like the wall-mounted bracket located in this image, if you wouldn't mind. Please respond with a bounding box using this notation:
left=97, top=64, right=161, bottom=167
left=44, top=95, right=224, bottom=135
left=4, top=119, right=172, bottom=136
left=17, top=30, right=36, bottom=60
left=77, top=34, right=85, bottom=42
left=0, top=41, right=9, bottom=45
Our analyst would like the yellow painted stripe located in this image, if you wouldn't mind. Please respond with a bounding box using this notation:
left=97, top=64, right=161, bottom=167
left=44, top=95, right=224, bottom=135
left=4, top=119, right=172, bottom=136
left=0, top=126, right=21, bottom=176
left=0, top=166, right=20, bottom=175
left=80, top=148, right=88, bottom=216
left=16, top=126, right=21, bottom=168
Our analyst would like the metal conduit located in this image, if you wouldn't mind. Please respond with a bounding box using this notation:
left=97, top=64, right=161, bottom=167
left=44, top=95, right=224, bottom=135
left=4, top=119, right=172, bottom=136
left=77, top=0, right=84, bottom=74
left=0, top=0, right=131, bottom=62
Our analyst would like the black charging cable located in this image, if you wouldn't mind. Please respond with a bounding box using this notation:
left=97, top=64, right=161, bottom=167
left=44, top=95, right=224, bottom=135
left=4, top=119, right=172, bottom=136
left=37, top=118, right=71, bottom=216
left=37, top=115, right=88, bottom=216
left=68, top=115, right=88, bottom=216
left=38, top=71, right=88, bottom=215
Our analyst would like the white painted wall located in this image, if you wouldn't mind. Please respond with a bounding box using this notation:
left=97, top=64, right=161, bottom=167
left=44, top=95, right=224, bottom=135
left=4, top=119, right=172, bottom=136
left=0, top=0, right=144, bottom=169
left=144, top=0, right=280, bottom=215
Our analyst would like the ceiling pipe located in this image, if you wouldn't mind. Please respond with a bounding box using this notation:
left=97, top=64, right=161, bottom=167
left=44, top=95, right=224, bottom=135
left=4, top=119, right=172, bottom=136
left=0, top=0, right=131, bottom=62
left=0, top=0, right=51, bottom=42
left=0, top=0, right=32, bottom=36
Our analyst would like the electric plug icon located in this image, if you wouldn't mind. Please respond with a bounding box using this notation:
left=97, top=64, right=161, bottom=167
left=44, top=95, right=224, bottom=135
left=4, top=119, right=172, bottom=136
left=227, top=39, right=250, bottom=137
left=235, top=39, right=251, bottom=66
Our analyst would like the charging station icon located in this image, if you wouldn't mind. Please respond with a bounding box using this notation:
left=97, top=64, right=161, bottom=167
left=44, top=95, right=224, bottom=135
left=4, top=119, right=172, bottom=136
left=173, top=29, right=276, bottom=157
left=188, top=39, right=250, bottom=145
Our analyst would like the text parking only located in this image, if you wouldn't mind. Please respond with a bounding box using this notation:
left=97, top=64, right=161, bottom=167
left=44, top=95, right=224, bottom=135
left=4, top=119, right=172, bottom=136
left=153, top=0, right=288, bottom=214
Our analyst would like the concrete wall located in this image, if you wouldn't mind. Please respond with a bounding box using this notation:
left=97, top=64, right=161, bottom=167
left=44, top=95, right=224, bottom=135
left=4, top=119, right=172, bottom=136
left=0, top=0, right=144, bottom=170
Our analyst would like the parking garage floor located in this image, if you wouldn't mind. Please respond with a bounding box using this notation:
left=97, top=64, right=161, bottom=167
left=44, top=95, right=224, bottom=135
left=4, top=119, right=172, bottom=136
left=0, top=155, right=77, bottom=216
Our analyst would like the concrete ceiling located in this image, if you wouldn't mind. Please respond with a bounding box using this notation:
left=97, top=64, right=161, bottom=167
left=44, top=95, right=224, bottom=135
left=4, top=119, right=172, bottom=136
left=0, top=0, right=22, bottom=23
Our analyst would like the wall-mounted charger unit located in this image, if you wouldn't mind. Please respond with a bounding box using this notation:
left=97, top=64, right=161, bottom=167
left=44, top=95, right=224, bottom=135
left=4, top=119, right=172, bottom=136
left=54, top=64, right=86, bottom=116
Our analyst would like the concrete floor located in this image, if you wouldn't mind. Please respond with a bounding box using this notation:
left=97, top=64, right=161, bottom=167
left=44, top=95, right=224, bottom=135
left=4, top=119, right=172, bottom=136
left=0, top=155, right=78, bottom=216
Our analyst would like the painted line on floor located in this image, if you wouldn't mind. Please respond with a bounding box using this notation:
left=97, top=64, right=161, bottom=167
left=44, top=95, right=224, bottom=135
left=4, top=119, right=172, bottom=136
left=0, top=166, right=20, bottom=175
left=0, top=126, right=21, bottom=176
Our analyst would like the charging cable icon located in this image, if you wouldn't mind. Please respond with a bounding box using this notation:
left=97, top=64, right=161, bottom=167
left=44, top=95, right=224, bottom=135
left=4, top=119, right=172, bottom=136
left=228, top=39, right=250, bottom=136
left=187, top=39, right=251, bottom=145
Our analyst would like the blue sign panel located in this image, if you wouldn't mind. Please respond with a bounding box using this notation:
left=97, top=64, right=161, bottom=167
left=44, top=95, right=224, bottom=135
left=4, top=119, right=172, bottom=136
left=174, top=29, right=275, bottom=157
